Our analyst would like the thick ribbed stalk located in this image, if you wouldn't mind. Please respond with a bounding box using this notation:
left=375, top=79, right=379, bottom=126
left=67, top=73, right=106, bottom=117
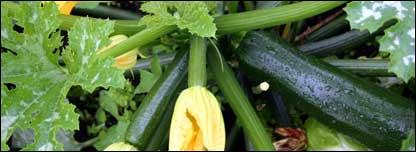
left=3, top=2, right=345, bottom=36
left=188, top=36, right=207, bottom=87
left=207, top=47, right=275, bottom=150
left=215, top=1, right=346, bottom=34
left=96, top=25, right=176, bottom=58
left=60, top=15, right=145, bottom=36
left=2, top=1, right=345, bottom=59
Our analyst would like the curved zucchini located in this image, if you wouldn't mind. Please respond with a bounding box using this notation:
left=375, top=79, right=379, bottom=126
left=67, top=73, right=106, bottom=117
left=298, top=19, right=396, bottom=56
left=144, top=87, right=181, bottom=151
left=298, top=30, right=371, bottom=56
left=125, top=50, right=188, bottom=149
left=323, top=59, right=393, bottom=77
left=236, top=31, right=415, bottom=150
left=304, top=15, right=349, bottom=42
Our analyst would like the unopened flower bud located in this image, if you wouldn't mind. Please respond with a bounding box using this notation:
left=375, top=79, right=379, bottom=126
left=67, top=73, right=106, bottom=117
left=97, top=34, right=138, bottom=70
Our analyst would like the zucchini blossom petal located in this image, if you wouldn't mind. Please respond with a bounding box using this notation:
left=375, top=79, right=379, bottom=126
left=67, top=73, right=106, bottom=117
left=169, top=86, right=225, bottom=151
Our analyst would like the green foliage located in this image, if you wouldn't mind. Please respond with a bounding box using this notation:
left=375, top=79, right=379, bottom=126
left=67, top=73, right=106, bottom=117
left=139, top=1, right=217, bottom=38
left=1, top=1, right=415, bottom=151
left=305, top=118, right=369, bottom=151
left=99, top=81, right=134, bottom=119
left=345, top=1, right=415, bottom=82
left=134, top=56, right=163, bottom=94
left=1, top=2, right=125, bottom=150
left=400, top=130, right=415, bottom=151
left=93, top=114, right=131, bottom=151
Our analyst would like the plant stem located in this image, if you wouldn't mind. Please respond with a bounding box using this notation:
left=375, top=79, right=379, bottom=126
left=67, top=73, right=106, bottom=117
left=100, top=1, right=344, bottom=58
left=215, top=1, right=346, bottom=35
left=207, top=46, right=275, bottom=151
left=188, top=36, right=207, bottom=87
left=282, top=22, right=292, bottom=40
left=2, top=1, right=346, bottom=59
left=96, top=25, right=176, bottom=58
left=131, top=52, right=176, bottom=72
left=62, top=15, right=144, bottom=36
left=79, top=137, right=100, bottom=149
left=4, top=1, right=345, bottom=36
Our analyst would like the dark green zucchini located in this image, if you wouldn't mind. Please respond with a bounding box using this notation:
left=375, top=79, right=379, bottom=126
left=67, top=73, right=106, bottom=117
left=72, top=5, right=141, bottom=20
left=130, top=53, right=392, bottom=77
left=304, top=14, right=349, bottom=42
left=323, top=59, right=393, bottom=77
left=236, top=31, right=415, bottom=150
left=144, top=85, right=183, bottom=151
left=298, top=19, right=396, bottom=56
left=298, top=29, right=371, bottom=56
left=125, top=50, right=188, bottom=149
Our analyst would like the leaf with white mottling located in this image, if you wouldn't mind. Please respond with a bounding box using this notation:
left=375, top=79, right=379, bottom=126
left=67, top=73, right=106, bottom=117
left=66, top=17, right=126, bottom=92
left=345, top=1, right=415, bottom=82
left=1, top=2, right=126, bottom=150
left=1, top=2, right=77, bottom=150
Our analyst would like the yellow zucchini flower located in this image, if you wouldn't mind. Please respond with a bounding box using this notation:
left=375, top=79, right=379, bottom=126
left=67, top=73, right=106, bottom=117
left=54, top=1, right=78, bottom=15
left=169, top=86, right=225, bottom=151
left=104, top=142, right=138, bottom=151
left=97, top=34, right=139, bottom=70
left=42, top=1, right=78, bottom=15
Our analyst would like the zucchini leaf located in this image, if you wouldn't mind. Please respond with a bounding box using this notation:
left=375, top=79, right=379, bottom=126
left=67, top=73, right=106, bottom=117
left=1, top=2, right=125, bottom=150
left=99, top=81, right=134, bottom=119
left=139, top=1, right=217, bottom=38
left=93, top=114, right=131, bottom=151
left=134, top=55, right=162, bottom=94
left=305, top=118, right=369, bottom=151
left=345, top=1, right=415, bottom=82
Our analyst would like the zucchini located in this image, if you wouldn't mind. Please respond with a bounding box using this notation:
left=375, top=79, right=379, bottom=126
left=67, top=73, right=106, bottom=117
left=72, top=5, right=141, bottom=20
left=266, top=91, right=292, bottom=127
left=298, top=19, right=396, bottom=56
left=125, top=50, right=188, bottom=149
left=323, top=59, right=393, bottom=77
left=225, top=120, right=243, bottom=151
left=304, top=15, right=349, bottom=42
left=298, top=30, right=371, bottom=56
left=130, top=53, right=392, bottom=77
left=145, top=88, right=181, bottom=151
left=236, top=31, right=415, bottom=150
